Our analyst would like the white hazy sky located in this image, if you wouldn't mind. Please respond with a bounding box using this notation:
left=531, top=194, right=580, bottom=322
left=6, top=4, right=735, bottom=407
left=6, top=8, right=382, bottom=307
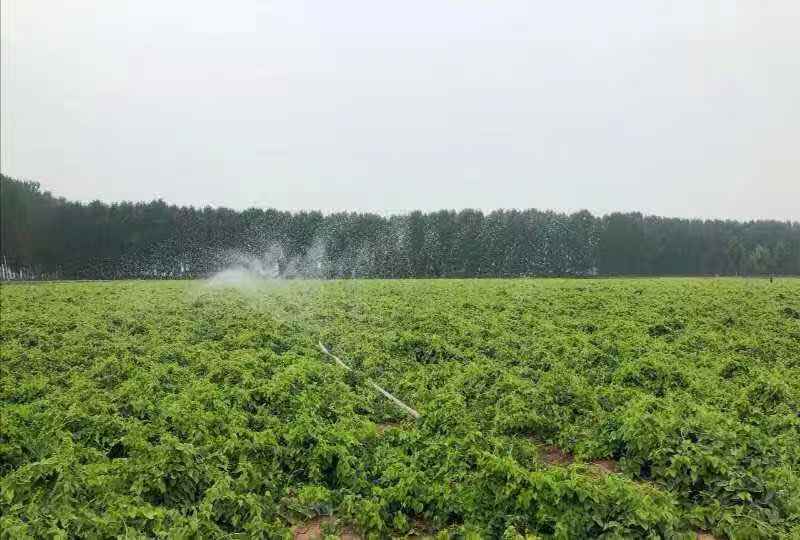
left=1, top=1, right=799, bottom=219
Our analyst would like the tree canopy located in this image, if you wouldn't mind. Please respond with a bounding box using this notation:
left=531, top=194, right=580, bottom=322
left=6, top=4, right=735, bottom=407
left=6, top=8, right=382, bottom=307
left=2, top=174, right=798, bottom=280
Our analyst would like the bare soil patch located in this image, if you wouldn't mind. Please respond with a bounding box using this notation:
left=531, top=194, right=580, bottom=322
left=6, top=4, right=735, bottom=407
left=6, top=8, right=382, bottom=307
left=292, top=516, right=359, bottom=540
left=537, top=443, right=619, bottom=475
left=540, top=445, right=573, bottom=465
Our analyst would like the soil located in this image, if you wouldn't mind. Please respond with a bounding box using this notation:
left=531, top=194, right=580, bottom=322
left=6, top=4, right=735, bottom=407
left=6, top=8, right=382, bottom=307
left=538, top=443, right=620, bottom=475
left=541, top=445, right=574, bottom=465
left=292, top=516, right=359, bottom=540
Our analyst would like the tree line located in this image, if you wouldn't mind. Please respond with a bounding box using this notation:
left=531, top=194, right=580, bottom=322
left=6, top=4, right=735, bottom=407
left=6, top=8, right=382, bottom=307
left=2, top=174, right=798, bottom=280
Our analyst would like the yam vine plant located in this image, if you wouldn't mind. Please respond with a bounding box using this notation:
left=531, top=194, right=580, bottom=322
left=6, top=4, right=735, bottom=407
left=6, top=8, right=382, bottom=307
left=1, top=278, right=799, bottom=539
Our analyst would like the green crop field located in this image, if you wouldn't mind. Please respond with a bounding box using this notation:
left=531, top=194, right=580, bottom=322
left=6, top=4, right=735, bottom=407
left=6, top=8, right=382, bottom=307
left=1, top=278, right=799, bottom=539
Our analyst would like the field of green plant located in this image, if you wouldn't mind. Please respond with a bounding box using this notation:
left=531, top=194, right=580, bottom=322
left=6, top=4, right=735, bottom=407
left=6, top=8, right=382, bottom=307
left=1, top=278, right=799, bottom=539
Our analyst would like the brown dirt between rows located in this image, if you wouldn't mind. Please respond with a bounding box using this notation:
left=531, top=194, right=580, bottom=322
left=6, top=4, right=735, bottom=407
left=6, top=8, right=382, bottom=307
left=541, top=444, right=573, bottom=465
left=292, top=516, right=359, bottom=540
left=292, top=515, right=434, bottom=539
left=539, top=445, right=617, bottom=474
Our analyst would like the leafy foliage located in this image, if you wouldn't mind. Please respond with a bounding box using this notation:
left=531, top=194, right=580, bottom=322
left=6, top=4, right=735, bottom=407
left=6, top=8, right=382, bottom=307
left=1, top=278, right=799, bottom=538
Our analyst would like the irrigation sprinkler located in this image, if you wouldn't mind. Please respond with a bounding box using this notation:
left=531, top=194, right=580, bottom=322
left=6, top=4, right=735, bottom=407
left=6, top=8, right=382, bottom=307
left=318, top=341, right=420, bottom=419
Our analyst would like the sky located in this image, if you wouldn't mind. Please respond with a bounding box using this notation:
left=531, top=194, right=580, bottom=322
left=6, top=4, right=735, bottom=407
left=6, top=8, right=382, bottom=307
left=1, top=1, right=799, bottom=220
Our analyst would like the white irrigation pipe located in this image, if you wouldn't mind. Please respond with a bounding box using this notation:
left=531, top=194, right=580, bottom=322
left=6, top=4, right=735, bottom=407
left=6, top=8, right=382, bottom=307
left=318, top=341, right=420, bottom=419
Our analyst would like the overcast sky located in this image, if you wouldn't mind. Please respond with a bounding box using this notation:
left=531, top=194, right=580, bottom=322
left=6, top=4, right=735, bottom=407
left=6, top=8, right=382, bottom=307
left=2, top=2, right=798, bottom=220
